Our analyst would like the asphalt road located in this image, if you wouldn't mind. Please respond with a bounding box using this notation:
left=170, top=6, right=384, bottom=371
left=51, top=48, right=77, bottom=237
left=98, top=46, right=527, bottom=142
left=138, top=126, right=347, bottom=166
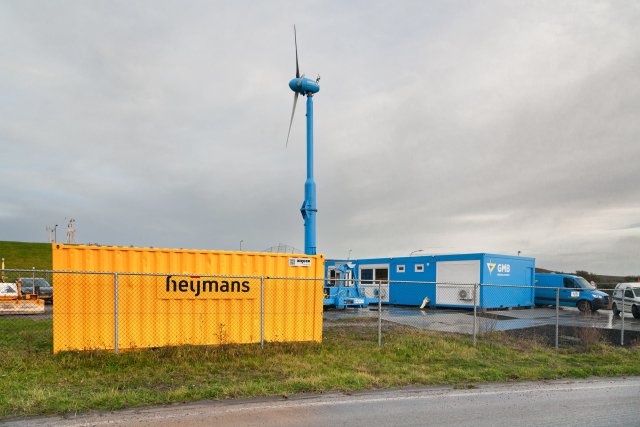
left=6, top=377, right=639, bottom=427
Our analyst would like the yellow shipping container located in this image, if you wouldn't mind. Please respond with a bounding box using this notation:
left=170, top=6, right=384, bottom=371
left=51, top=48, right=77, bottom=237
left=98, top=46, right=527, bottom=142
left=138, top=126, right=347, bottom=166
left=52, top=244, right=324, bottom=353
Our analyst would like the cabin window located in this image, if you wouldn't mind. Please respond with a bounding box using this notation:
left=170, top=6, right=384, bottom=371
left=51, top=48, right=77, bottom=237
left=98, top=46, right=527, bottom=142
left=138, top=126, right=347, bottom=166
left=361, top=268, right=374, bottom=285
left=327, top=268, right=341, bottom=287
left=397, top=265, right=405, bottom=273
left=415, top=264, right=424, bottom=273
left=360, top=266, right=389, bottom=285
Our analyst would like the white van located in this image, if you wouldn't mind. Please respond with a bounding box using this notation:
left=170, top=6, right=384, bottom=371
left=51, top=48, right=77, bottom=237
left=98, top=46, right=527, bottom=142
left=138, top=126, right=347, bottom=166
left=611, top=283, right=640, bottom=319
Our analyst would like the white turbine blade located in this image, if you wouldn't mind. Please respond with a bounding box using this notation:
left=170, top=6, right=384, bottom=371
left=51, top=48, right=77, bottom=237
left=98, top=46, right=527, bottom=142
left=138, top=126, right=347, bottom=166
left=294, top=25, right=300, bottom=78
left=286, top=92, right=299, bottom=147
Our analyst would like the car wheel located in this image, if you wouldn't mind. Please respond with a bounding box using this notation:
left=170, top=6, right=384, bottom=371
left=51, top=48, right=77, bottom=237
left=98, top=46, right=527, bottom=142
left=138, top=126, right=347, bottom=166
left=612, top=303, right=621, bottom=316
left=632, top=305, right=640, bottom=319
left=577, top=300, right=591, bottom=313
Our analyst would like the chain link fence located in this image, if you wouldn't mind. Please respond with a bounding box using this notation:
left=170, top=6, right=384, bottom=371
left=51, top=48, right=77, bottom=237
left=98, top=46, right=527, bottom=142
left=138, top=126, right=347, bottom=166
left=2, top=270, right=639, bottom=353
left=1, top=269, right=323, bottom=353
left=323, top=279, right=640, bottom=349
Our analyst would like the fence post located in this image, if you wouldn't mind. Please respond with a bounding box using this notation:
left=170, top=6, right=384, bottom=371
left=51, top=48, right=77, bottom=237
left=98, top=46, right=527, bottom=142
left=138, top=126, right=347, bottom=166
left=114, top=273, right=119, bottom=354
left=621, top=287, right=625, bottom=346
left=260, top=276, right=265, bottom=349
left=473, top=283, right=478, bottom=346
left=473, top=283, right=478, bottom=347
left=555, top=287, right=559, bottom=350
left=378, top=279, right=382, bottom=348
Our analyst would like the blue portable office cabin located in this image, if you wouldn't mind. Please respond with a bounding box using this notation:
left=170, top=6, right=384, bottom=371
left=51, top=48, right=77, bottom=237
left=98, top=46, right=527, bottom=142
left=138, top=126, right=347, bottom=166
left=325, top=253, right=535, bottom=309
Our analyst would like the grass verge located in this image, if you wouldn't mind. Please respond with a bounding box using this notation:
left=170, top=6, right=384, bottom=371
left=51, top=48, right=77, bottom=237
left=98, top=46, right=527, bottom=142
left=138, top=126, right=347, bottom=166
left=1, top=317, right=639, bottom=419
left=0, top=241, right=52, bottom=271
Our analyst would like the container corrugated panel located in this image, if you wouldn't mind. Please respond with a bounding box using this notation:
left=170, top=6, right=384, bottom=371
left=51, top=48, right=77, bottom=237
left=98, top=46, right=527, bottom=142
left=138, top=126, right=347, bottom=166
left=52, top=244, right=324, bottom=353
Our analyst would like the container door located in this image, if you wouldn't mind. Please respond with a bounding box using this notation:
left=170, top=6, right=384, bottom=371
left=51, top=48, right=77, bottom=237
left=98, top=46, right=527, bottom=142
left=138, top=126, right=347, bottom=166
left=375, top=267, right=390, bottom=303
left=435, top=260, right=480, bottom=306
left=360, top=268, right=374, bottom=299
left=525, top=267, right=534, bottom=305
left=359, top=264, right=389, bottom=302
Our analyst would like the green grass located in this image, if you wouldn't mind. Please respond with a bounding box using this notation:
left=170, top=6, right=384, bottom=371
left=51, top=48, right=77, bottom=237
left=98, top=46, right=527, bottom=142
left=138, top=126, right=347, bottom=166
left=1, top=318, right=639, bottom=419
left=0, top=241, right=638, bottom=418
left=0, top=241, right=52, bottom=271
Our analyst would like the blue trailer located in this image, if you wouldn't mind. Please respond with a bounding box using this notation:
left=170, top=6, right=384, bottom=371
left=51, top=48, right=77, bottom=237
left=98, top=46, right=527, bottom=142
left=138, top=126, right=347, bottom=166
left=325, top=253, right=535, bottom=309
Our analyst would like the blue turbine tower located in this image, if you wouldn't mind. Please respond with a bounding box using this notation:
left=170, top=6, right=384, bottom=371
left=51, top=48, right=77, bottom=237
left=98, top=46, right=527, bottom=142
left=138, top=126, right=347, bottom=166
left=286, top=26, right=320, bottom=256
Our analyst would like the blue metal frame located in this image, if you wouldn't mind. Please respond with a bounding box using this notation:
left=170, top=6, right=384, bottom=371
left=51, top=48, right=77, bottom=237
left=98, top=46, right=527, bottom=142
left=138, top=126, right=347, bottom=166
left=289, top=75, right=320, bottom=255
left=301, top=95, right=317, bottom=255
left=323, top=262, right=378, bottom=309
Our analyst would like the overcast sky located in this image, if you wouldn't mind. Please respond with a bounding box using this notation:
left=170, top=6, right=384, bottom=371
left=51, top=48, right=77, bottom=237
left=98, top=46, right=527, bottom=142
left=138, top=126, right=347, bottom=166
left=1, top=1, right=639, bottom=275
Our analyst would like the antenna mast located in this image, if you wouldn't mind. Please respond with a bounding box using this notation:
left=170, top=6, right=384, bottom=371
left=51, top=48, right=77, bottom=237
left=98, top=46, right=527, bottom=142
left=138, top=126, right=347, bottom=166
left=46, top=226, right=55, bottom=243
left=66, top=218, right=76, bottom=244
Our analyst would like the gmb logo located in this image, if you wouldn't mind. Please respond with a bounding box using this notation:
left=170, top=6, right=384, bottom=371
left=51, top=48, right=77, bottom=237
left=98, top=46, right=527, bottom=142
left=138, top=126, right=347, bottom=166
left=487, top=262, right=510, bottom=275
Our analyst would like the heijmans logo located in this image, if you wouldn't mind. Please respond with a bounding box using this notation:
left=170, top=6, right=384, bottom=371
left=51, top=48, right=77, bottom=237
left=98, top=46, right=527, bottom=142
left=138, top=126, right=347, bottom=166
left=158, top=275, right=258, bottom=300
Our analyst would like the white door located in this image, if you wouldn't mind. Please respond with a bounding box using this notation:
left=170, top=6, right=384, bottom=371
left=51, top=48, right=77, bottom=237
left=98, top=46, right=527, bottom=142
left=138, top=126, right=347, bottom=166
left=359, top=264, right=389, bottom=302
left=435, top=260, right=480, bottom=306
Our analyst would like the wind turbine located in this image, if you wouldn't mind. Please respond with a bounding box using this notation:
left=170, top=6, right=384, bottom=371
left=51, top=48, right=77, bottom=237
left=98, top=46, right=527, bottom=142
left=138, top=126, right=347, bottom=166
left=286, top=25, right=320, bottom=256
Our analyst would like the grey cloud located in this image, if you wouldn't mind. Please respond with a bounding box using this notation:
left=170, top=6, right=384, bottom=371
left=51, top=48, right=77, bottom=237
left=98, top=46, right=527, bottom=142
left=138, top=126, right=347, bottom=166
left=1, top=1, right=639, bottom=275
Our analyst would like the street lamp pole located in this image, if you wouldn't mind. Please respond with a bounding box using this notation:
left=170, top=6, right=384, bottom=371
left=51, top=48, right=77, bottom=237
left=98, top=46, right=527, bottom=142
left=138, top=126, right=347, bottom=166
left=54, top=225, right=58, bottom=244
left=240, top=240, right=243, bottom=251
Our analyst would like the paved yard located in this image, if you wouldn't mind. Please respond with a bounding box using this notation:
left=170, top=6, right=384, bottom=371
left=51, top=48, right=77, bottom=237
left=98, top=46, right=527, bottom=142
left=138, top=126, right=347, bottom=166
left=324, top=306, right=640, bottom=335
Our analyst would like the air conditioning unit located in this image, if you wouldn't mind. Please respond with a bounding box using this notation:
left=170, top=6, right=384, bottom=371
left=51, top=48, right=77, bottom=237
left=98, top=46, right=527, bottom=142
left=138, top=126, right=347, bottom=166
left=458, top=288, right=474, bottom=301
left=435, top=282, right=476, bottom=306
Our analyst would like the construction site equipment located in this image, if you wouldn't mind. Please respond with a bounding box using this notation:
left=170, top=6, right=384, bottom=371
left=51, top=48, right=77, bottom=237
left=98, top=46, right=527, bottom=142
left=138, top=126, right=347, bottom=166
left=324, top=262, right=378, bottom=309
left=0, top=279, right=45, bottom=314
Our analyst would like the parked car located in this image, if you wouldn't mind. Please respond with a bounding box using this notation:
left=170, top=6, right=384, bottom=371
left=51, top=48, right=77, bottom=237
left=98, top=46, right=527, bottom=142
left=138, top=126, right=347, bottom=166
left=611, top=283, right=640, bottom=319
left=17, top=278, right=53, bottom=303
left=534, top=273, right=609, bottom=312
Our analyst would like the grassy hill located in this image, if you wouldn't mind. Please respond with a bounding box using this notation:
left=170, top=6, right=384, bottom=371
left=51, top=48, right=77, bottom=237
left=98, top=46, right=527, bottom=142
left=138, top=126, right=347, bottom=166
left=0, top=241, right=52, bottom=270
left=535, top=267, right=637, bottom=286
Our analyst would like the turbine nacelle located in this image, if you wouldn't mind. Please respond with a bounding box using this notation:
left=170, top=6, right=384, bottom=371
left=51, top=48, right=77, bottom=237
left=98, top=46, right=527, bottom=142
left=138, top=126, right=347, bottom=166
left=286, top=25, right=320, bottom=147
left=289, top=77, right=320, bottom=95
